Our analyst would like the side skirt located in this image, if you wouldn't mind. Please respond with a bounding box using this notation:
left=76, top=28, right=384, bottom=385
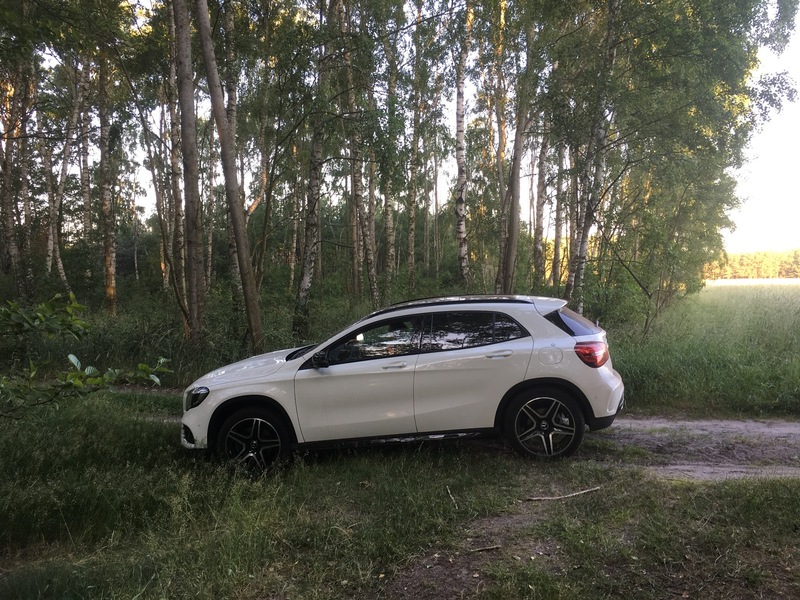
left=298, top=428, right=497, bottom=451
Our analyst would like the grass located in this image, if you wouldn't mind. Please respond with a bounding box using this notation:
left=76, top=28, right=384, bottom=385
left=2, top=281, right=800, bottom=598
left=611, top=280, right=800, bottom=417
left=2, top=398, right=799, bottom=599
left=482, top=474, right=800, bottom=599
left=0, top=394, right=528, bottom=599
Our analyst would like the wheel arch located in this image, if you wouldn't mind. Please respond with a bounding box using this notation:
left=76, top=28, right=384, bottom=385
left=494, top=378, right=595, bottom=432
left=208, top=395, right=298, bottom=452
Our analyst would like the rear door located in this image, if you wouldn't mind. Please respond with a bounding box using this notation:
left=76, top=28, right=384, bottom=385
left=413, top=311, right=533, bottom=432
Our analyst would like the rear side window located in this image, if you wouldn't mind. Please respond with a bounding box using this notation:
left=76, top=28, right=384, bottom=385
left=544, top=307, right=601, bottom=337
left=422, top=312, right=528, bottom=352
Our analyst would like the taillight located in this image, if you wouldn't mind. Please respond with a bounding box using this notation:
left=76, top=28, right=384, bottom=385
left=574, top=341, right=609, bottom=368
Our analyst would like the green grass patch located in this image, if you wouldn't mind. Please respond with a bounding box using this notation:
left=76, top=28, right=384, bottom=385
left=612, top=281, right=800, bottom=417
left=0, top=393, right=529, bottom=599
left=482, top=474, right=800, bottom=599
left=3, top=393, right=800, bottom=599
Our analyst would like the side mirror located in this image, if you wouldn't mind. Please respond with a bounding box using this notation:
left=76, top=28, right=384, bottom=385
left=311, top=351, right=330, bottom=369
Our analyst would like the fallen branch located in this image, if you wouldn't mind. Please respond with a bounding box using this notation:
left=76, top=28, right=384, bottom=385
left=526, top=486, right=601, bottom=502
left=470, top=544, right=501, bottom=553
left=446, top=486, right=458, bottom=509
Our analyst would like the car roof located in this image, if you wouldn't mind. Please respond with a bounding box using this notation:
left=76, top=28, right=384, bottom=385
left=363, top=295, right=568, bottom=321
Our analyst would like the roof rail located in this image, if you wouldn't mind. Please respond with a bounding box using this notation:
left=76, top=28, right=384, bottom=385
left=364, top=295, right=536, bottom=320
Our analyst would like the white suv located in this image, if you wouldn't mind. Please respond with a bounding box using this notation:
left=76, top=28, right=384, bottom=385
left=181, top=296, right=624, bottom=470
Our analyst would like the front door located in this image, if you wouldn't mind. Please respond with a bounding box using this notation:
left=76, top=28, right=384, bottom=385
left=294, top=317, right=421, bottom=442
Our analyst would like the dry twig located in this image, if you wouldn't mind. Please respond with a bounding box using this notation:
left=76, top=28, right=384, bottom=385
left=526, top=486, right=601, bottom=502
left=470, top=544, right=502, bottom=553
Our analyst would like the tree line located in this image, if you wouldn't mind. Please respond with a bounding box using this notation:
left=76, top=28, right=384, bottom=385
left=1, top=0, right=796, bottom=351
left=707, top=249, right=800, bottom=280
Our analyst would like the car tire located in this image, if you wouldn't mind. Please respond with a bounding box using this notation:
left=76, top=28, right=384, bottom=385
left=217, top=407, right=291, bottom=472
left=504, top=388, right=585, bottom=459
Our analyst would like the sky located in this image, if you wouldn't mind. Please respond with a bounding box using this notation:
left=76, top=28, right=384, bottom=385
left=726, top=27, right=800, bottom=254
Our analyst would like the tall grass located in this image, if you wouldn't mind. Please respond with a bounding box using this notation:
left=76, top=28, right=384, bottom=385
left=611, top=281, right=800, bottom=417
left=0, top=393, right=528, bottom=599
left=3, top=395, right=800, bottom=599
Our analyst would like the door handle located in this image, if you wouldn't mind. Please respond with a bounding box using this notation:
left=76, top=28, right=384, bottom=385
left=486, top=350, right=513, bottom=359
left=381, top=361, right=408, bottom=370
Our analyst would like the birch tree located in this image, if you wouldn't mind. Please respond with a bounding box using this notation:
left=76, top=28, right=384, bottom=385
left=454, top=1, right=473, bottom=282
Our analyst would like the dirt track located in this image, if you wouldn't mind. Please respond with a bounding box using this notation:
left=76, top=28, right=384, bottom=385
left=599, top=416, right=800, bottom=480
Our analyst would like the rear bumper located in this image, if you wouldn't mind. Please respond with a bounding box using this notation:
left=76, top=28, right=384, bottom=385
left=588, top=388, right=624, bottom=431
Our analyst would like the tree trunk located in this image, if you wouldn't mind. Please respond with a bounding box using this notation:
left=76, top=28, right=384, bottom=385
left=338, top=0, right=378, bottom=308
left=166, top=0, right=190, bottom=328
left=563, top=144, right=581, bottom=300
left=499, top=109, right=530, bottom=295
left=141, top=102, right=172, bottom=293
left=379, top=36, right=398, bottom=297
left=407, top=0, right=424, bottom=294
left=492, top=0, right=508, bottom=293
left=565, top=0, right=620, bottom=312
left=196, top=0, right=265, bottom=350
left=173, top=0, right=206, bottom=339
left=294, top=124, right=323, bottom=340
left=98, top=56, right=117, bottom=315
left=533, top=121, right=549, bottom=287
left=80, top=102, right=92, bottom=237
left=551, top=142, right=565, bottom=290
left=18, top=59, right=35, bottom=299
left=454, top=2, right=473, bottom=282
left=288, top=162, right=300, bottom=292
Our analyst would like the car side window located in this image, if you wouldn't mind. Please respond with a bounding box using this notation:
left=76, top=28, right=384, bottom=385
left=494, top=313, right=528, bottom=342
left=326, top=318, right=421, bottom=365
left=422, top=312, right=527, bottom=352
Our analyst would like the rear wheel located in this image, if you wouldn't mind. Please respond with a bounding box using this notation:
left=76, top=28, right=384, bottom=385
left=216, top=407, right=291, bottom=472
left=504, top=389, right=585, bottom=458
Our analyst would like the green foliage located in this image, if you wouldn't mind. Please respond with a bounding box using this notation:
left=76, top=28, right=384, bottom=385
left=0, top=293, right=87, bottom=343
left=0, top=295, right=170, bottom=418
left=611, top=281, right=800, bottom=417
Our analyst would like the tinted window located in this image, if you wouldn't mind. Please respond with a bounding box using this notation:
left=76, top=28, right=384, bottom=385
left=544, top=307, right=601, bottom=336
left=327, top=318, right=420, bottom=364
left=423, top=312, right=527, bottom=352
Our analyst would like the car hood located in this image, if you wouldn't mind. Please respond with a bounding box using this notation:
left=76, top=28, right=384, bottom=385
left=191, top=348, right=302, bottom=387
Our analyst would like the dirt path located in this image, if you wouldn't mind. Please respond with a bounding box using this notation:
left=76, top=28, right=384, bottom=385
left=599, top=416, right=800, bottom=480
left=371, top=416, right=800, bottom=599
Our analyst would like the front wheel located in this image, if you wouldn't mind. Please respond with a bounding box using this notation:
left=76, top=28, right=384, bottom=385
left=216, top=407, right=291, bottom=472
left=504, top=389, right=585, bottom=459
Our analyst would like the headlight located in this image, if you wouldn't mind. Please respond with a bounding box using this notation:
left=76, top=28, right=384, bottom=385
left=186, top=386, right=210, bottom=410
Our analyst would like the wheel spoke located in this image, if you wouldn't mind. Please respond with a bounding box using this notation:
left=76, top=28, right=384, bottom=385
left=541, top=398, right=561, bottom=420
left=520, top=403, right=543, bottom=421
left=541, top=432, right=555, bottom=456
left=255, top=421, right=280, bottom=444
left=228, top=429, right=253, bottom=446
left=517, top=423, right=539, bottom=442
left=552, top=422, right=575, bottom=435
